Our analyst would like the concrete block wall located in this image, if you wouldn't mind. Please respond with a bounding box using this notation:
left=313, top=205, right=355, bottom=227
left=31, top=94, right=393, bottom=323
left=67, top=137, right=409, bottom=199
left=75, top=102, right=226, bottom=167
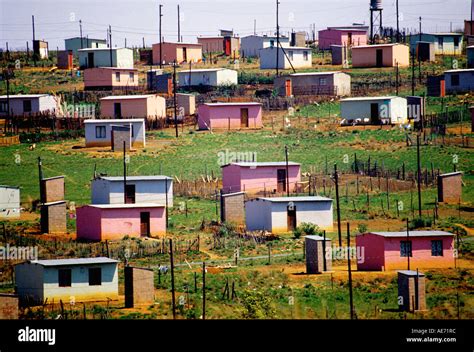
left=438, top=174, right=462, bottom=203
left=124, top=267, right=155, bottom=308
left=0, top=294, right=19, bottom=319
left=112, top=128, right=131, bottom=152
left=398, top=273, right=426, bottom=312
left=221, top=193, right=245, bottom=225
left=41, top=177, right=65, bottom=203
left=305, top=238, right=332, bottom=274
left=41, top=202, right=67, bottom=234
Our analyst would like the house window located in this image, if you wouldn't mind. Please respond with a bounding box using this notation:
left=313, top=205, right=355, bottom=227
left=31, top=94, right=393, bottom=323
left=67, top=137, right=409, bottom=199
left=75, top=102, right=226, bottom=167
left=438, top=37, right=444, bottom=48
left=58, top=268, right=72, bottom=287
left=115, top=72, right=121, bottom=82
left=131, top=124, right=134, bottom=137
left=129, top=72, right=134, bottom=82
left=88, top=267, right=102, bottom=286
left=400, top=241, right=412, bottom=257
left=0, top=102, right=7, bottom=112
left=431, top=240, right=443, bottom=256
left=319, top=78, right=327, bottom=85
left=288, top=51, right=294, bottom=60
left=453, top=36, right=459, bottom=48
left=270, top=40, right=275, bottom=47
left=451, top=74, right=460, bottom=86
left=23, top=100, right=32, bottom=113
left=303, top=51, right=309, bottom=61
left=95, top=125, right=106, bottom=138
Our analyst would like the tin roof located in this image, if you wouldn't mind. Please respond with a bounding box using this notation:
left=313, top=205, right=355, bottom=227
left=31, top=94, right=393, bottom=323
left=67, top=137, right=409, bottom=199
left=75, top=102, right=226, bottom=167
left=223, top=161, right=300, bottom=167
left=439, top=171, right=463, bottom=177
left=97, top=176, right=172, bottom=182
left=257, top=196, right=333, bottom=202
left=203, top=102, right=262, bottom=107
left=100, top=95, right=156, bottom=100
left=84, top=119, right=145, bottom=124
left=0, top=185, right=20, bottom=189
left=352, top=43, right=406, bottom=49
left=444, top=69, right=474, bottom=74
left=288, top=71, right=344, bottom=77
left=86, top=203, right=165, bottom=209
left=305, top=235, right=331, bottom=241
left=0, top=94, right=50, bottom=99
left=29, top=257, right=118, bottom=267
left=78, top=47, right=130, bottom=52
left=397, top=270, right=425, bottom=277
left=179, top=68, right=235, bottom=73
left=341, top=96, right=402, bottom=102
left=368, top=231, right=454, bottom=238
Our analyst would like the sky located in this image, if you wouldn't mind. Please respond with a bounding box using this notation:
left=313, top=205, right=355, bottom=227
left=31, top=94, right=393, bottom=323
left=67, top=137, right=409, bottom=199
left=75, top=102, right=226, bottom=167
left=0, top=0, right=470, bottom=50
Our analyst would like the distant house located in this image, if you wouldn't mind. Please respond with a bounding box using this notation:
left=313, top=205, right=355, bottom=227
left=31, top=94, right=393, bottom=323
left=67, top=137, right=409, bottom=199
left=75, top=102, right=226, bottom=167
left=197, top=36, right=240, bottom=56
left=197, top=102, right=262, bottom=130
left=468, top=46, right=474, bottom=68
left=410, top=33, right=463, bottom=56
left=84, top=67, right=139, bottom=90
left=260, top=47, right=312, bottom=69
left=0, top=186, right=20, bottom=219
left=84, top=119, right=146, bottom=148
left=245, top=196, right=333, bottom=233
left=100, top=95, right=166, bottom=119
left=221, top=161, right=301, bottom=194
left=0, top=94, right=57, bottom=116
left=65, top=37, right=107, bottom=56
left=152, top=42, right=202, bottom=65
left=241, top=35, right=290, bottom=58
left=15, top=257, right=119, bottom=304
left=444, top=69, right=474, bottom=94
left=78, top=48, right=134, bottom=69
left=33, top=40, right=48, bottom=59
left=352, top=43, right=410, bottom=68
left=356, top=231, right=455, bottom=271
left=177, top=93, right=196, bottom=116
left=178, top=68, right=238, bottom=87
left=318, top=26, right=368, bottom=50
left=416, top=41, right=436, bottom=62
left=91, top=176, right=173, bottom=207
left=340, top=96, right=408, bottom=125
left=76, top=204, right=166, bottom=241
left=274, top=71, right=351, bottom=97
left=147, top=69, right=172, bottom=94
left=57, top=50, right=73, bottom=69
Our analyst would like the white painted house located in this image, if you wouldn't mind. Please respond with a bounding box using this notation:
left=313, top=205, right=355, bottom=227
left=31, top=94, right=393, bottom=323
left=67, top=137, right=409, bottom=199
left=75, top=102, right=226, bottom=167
left=178, top=68, right=238, bottom=87
left=260, top=47, right=312, bottom=69
left=15, top=257, right=119, bottom=304
left=84, top=119, right=146, bottom=148
left=274, top=71, right=351, bottom=96
left=65, top=37, right=107, bottom=56
left=78, top=48, right=134, bottom=69
left=91, top=175, right=173, bottom=207
left=240, top=35, right=290, bottom=58
left=245, top=196, right=333, bottom=234
left=340, top=96, right=408, bottom=125
left=0, top=186, right=20, bottom=219
left=0, top=94, right=58, bottom=116
left=444, top=69, right=474, bottom=94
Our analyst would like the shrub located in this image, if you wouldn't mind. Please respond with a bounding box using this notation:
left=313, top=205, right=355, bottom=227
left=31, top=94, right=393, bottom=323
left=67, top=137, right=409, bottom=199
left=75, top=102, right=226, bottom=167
left=293, top=223, right=321, bottom=239
left=239, top=290, right=276, bottom=319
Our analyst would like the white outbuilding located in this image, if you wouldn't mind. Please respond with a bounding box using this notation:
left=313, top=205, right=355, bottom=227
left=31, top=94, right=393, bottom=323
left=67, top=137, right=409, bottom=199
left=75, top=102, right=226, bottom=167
left=0, top=186, right=20, bottom=219
left=260, top=47, right=312, bottom=69
left=240, top=35, right=290, bottom=58
left=84, top=119, right=146, bottom=148
left=78, top=48, right=134, bottom=69
left=340, top=96, right=408, bottom=125
left=245, top=196, right=333, bottom=234
left=0, top=94, right=58, bottom=116
left=178, top=68, right=238, bottom=87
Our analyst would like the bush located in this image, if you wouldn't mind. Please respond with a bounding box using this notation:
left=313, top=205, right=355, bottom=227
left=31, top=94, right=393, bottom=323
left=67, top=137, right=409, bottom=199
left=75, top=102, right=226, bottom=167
left=293, top=223, right=321, bottom=239
left=240, top=290, right=276, bottom=319
left=409, top=217, right=432, bottom=230
left=357, top=223, right=368, bottom=234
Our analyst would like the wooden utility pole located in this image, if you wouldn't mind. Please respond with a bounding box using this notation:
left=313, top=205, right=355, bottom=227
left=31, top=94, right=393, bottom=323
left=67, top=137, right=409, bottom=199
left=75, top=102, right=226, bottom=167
left=202, top=262, right=206, bottom=320
left=109, top=25, right=113, bottom=67
left=32, top=15, right=36, bottom=66
left=276, top=0, right=280, bottom=76
left=347, top=222, right=354, bottom=319
left=173, top=61, right=178, bottom=138
left=419, top=17, right=422, bottom=42
left=169, top=238, right=176, bottom=319
left=38, top=157, right=43, bottom=191
left=406, top=217, right=410, bottom=270
left=416, top=134, right=422, bottom=217
left=123, top=141, right=127, bottom=203
left=334, top=164, right=342, bottom=246
left=177, top=5, right=181, bottom=42
left=396, top=0, right=400, bottom=42
left=411, top=50, right=415, bottom=95
left=285, top=145, right=289, bottom=196
left=159, top=4, right=164, bottom=68
left=79, top=20, right=84, bottom=49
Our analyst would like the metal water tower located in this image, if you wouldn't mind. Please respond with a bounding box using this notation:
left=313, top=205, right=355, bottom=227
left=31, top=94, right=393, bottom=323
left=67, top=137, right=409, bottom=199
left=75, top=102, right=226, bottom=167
left=370, top=0, right=383, bottom=43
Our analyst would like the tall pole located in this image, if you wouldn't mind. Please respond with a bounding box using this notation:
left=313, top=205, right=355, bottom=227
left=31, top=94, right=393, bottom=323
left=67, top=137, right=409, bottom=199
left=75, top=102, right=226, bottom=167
left=334, top=164, right=342, bottom=247
left=347, top=222, right=354, bottom=320
left=471, top=0, right=473, bottom=36
left=177, top=5, right=181, bottom=42
left=173, top=61, right=178, bottom=138
left=159, top=4, right=163, bottom=68
left=109, top=25, right=113, bottom=67
left=123, top=141, right=127, bottom=203
left=79, top=20, right=84, bottom=49
left=406, top=217, right=410, bottom=270
left=411, top=50, right=415, bottom=95
left=169, top=239, right=176, bottom=319
left=32, top=15, right=36, bottom=66
left=285, top=145, right=289, bottom=196
left=276, top=0, right=280, bottom=76
left=254, top=19, right=256, bottom=35
left=419, top=17, right=422, bottom=42
left=202, top=262, right=206, bottom=320
left=416, top=134, right=422, bottom=218
left=396, top=0, right=399, bottom=42
left=38, top=157, right=43, bottom=191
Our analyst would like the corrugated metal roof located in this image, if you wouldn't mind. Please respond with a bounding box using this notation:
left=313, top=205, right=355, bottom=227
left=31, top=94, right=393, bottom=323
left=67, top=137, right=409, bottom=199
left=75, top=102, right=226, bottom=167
left=341, top=96, right=401, bottom=102
left=352, top=43, right=405, bottom=49
left=397, top=270, right=425, bottom=276
left=257, top=196, right=333, bottom=202
left=30, top=257, right=118, bottom=266
left=0, top=94, right=49, bottom=99
left=289, top=71, right=344, bottom=76
left=100, top=95, right=155, bottom=100
left=225, top=161, right=300, bottom=167
left=98, top=176, right=172, bottom=182
left=204, top=102, right=262, bottom=107
left=439, top=171, right=463, bottom=177
left=305, top=235, right=331, bottom=241
left=368, top=231, right=454, bottom=238
left=444, top=69, right=474, bottom=73
left=78, top=47, right=129, bottom=52
left=84, top=119, right=145, bottom=124
left=86, top=203, right=165, bottom=209
left=179, top=68, right=233, bottom=73
left=0, top=185, right=20, bottom=189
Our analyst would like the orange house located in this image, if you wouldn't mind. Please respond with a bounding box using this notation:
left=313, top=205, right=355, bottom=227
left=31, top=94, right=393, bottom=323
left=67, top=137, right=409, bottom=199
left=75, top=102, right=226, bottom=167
left=352, top=43, right=410, bottom=68
left=84, top=67, right=139, bottom=90
left=152, top=42, right=202, bottom=65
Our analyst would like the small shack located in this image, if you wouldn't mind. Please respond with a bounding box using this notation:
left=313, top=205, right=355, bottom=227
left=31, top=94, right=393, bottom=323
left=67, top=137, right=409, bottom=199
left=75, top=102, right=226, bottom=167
left=260, top=46, right=312, bottom=69
left=84, top=119, right=146, bottom=148
left=76, top=204, right=166, bottom=241
left=100, top=95, right=166, bottom=119
left=124, top=267, right=155, bottom=308
left=177, top=93, right=196, bottom=116
left=65, top=37, right=107, bottom=56
left=91, top=175, right=173, bottom=207
left=444, top=69, right=474, bottom=94
left=178, top=68, right=238, bottom=88
left=197, top=36, right=240, bottom=56
left=274, top=71, right=351, bottom=97
left=222, top=161, right=301, bottom=194
left=416, top=41, right=435, bottom=62
left=340, top=96, right=408, bottom=125
left=245, top=196, right=334, bottom=233
left=198, top=102, right=262, bottom=130
left=305, top=235, right=332, bottom=274
left=356, top=231, right=455, bottom=271
left=331, top=45, right=349, bottom=66
left=33, top=40, right=48, bottom=59
left=240, top=35, right=290, bottom=58
left=410, top=33, right=463, bottom=56
left=84, top=67, right=139, bottom=90
left=318, top=26, right=368, bottom=50
left=0, top=186, right=20, bottom=219
left=351, top=43, right=410, bottom=68
left=147, top=70, right=172, bottom=94
left=220, top=191, right=245, bottom=225
left=40, top=201, right=67, bottom=234
left=437, top=172, right=462, bottom=203
left=15, top=257, right=119, bottom=305
left=398, top=270, right=426, bottom=312
left=152, top=42, right=203, bottom=65
left=0, top=94, right=57, bottom=116
left=111, top=125, right=131, bottom=151
left=57, top=50, right=73, bottom=69
left=78, top=48, right=134, bottom=69
left=40, top=176, right=65, bottom=204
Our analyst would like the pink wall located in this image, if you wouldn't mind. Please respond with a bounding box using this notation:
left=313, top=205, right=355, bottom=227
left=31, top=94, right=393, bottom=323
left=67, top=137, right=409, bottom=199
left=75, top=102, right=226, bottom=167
left=152, top=43, right=202, bottom=64
left=352, top=45, right=410, bottom=68
left=84, top=68, right=138, bottom=89
left=222, top=164, right=301, bottom=193
left=77, top=205, right=166, bottom=241
left=197, top=104, right=263, bottom=130
left=356, top=233, right=454, bottom=271
left=101, top=96, right=166, bottom=118
left=318, top=29, right=367, bottom=50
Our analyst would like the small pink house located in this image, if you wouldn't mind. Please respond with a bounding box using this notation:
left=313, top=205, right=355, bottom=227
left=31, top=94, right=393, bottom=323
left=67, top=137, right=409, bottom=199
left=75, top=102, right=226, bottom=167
left=100, top=94, right=166, bottom=119
left=198, top=102, right=263, bottom=130
left=76, top=203, right=166, bottom=241
left=152, top=42, right=202, bottom=65
left=221, top=161, right=301, bottom=194
left=84, top=67, right=139, bottom=90
left=352, top=43, right=410, bottom=68
left=356, top=231, right=455, bottom=271
left=318, top=26, right=368, bottom=50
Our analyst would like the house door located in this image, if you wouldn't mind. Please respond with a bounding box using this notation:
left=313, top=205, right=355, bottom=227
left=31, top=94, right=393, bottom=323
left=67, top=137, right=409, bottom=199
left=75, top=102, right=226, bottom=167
left=224, top=38, right=231, bottom=56
left=376, top=49, right=383, bottom=67
left=370, top=103, right=380, bottom=124
left=347, top=32, right=353, bottom=46
left=88, top=52, right=94, bottom=68
left=140, top=212, right=150, bottom=237
left=114, top=103, right=122, bottom=119
left=277, top=169, right=287, bottom=192
left=182, top=47, right=187, bottom=62
left=125, top=184, right=136, bottom=204
left=287, top=204, right=297, bottom=231
left=240, top=108, right=249, bottom=128
left=285, top=79, right=292, bottom=97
